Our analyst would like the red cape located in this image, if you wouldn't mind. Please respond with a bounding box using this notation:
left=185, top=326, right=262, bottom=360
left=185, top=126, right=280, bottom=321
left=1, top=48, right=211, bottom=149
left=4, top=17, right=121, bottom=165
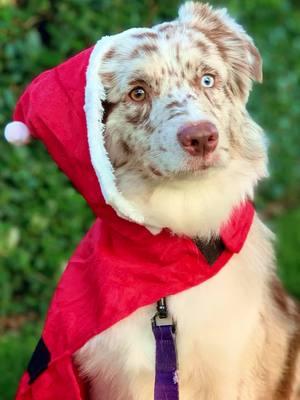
left=8, top=44, right=255, bottom=399
left=16, top=202, right=254, bottom=400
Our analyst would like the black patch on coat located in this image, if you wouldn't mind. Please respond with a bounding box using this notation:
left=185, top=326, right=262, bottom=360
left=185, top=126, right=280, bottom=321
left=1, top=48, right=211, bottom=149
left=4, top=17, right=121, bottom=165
left=27, top=337, right=51, bottom=383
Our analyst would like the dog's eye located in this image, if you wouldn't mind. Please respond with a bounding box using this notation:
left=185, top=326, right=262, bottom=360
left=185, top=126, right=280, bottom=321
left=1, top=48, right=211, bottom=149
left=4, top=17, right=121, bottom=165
left=129, top=87, right=146, bottom=102
left=201, top=74, right=215, bottom=88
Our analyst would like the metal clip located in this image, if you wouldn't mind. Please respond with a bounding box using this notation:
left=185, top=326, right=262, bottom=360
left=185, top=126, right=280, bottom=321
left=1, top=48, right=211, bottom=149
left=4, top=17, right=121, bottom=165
left=152, top=312, right=174, bottom=327
left=152, top=298, right=176, bottom=330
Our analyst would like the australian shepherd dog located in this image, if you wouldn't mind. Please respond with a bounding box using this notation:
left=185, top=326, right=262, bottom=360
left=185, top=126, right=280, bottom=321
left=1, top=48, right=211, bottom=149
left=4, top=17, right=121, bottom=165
left=75, top=2, right=300, bottom=399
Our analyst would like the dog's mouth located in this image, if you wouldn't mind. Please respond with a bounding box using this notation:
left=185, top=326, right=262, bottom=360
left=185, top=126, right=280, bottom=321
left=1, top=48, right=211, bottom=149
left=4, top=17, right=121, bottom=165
left=147, top=148, right=229, bottom=178
left=186, top=151, right=223, bottom=170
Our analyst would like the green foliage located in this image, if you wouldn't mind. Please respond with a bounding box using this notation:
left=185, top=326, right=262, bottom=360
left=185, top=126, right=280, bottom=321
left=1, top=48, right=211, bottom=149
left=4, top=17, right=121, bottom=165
left=274, top=208, right=300, bottom=298
left=0, top=322, right=41, bottom=399
left=0, top=1, right=299, bottom=398
left=0, top=141, right=93, bottom=317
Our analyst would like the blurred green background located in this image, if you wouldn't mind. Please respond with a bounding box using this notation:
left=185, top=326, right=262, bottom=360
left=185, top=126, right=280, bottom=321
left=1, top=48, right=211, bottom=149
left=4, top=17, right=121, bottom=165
left=0, top=0, right=299, bottom=398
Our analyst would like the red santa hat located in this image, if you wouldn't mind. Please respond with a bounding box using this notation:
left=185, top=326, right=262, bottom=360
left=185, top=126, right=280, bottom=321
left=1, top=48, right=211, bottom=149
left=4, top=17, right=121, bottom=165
left=4, top=31, right=147, bottom=225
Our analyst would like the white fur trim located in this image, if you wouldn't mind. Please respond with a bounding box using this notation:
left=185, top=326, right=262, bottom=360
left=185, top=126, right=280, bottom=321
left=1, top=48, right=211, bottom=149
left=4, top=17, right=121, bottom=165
left=4, top=121, right=31, bottom=146
left=84, top=35, right=144, bottom=225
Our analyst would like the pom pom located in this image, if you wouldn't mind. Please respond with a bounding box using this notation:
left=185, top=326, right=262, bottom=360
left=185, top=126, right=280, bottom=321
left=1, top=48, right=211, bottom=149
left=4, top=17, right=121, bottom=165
left=4, top=121, right=31, bottom=145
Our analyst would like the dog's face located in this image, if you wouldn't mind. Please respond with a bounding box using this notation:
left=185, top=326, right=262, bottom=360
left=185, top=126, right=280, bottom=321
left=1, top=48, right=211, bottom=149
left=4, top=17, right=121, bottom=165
left=100, top=2, right=265, bottom=180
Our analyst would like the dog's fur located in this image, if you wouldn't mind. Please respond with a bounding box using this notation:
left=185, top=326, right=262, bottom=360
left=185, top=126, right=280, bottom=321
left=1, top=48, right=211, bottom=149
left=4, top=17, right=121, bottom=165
left=75, top=3, right=300, bottom=399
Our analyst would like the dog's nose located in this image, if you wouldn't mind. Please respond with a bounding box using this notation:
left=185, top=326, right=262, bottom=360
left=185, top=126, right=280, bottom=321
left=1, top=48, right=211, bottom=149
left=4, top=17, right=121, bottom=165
left=177, top=121, right=219, bottom=156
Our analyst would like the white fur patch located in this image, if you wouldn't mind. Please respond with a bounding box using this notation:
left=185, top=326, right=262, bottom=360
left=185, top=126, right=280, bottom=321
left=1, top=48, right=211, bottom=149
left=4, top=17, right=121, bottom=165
left=118, top=158, right=266, bottom=238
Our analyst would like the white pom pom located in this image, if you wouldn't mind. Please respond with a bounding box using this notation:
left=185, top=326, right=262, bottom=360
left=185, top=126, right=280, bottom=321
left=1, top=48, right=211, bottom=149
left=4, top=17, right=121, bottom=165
left=4, top=121, right=31, bottom=146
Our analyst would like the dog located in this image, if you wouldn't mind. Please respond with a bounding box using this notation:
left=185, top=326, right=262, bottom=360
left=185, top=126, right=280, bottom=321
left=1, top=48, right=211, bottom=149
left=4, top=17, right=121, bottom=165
left=72, top=2, right=300, bottom=399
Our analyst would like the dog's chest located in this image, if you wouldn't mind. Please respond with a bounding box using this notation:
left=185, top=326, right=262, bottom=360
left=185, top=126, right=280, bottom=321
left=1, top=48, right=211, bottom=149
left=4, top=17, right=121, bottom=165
left=75, top=230, right=265, bottom=400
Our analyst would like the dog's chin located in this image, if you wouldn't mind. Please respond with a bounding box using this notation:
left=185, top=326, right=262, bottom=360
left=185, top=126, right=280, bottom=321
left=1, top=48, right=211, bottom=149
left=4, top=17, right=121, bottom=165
left=148, top=151, right=229, bottom=179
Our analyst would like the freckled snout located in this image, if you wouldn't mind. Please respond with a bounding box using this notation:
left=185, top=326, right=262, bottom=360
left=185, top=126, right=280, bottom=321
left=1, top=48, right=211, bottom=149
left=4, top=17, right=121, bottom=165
left=177, top=121, right=219, bottom=157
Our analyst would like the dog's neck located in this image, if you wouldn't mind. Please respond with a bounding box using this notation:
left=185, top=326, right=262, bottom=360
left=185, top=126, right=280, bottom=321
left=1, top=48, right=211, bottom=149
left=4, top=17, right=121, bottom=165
left=116, top=158, right=266, bottom=239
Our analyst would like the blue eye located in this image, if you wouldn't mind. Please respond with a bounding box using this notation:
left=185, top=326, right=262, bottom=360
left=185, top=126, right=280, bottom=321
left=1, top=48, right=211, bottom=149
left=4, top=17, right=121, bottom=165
left=201, top=74, right=215, bottom=88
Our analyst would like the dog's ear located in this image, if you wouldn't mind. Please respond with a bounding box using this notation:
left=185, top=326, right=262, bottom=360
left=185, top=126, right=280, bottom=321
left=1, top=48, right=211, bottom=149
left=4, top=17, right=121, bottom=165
left=245, top=40, right=262, bottom=84
left=178, top=2, right=262, bottom=98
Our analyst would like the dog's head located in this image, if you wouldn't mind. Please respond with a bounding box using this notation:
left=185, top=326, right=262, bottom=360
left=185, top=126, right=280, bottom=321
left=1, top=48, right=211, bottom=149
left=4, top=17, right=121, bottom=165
left=100, top=2, right=266, bottom=180
left=94, top=2, right=268, bottom=236
left=6, top=2, right=268, bottom=235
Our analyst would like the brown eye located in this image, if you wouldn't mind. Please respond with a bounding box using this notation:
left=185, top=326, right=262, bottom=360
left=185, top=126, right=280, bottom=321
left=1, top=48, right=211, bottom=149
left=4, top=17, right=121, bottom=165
left=129, top=87, right=146, bottom=102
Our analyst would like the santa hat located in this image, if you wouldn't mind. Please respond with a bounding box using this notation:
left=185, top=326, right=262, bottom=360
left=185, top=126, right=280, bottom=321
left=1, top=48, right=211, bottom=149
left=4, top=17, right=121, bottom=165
left=4, top=31, right=148, bottom=225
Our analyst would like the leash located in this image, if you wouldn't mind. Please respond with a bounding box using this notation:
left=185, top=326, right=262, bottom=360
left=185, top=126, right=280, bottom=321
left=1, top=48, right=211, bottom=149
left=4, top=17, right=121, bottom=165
left=151, top=238, right=224, bottom=399
left=152, top=298, right=179, bottom=400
